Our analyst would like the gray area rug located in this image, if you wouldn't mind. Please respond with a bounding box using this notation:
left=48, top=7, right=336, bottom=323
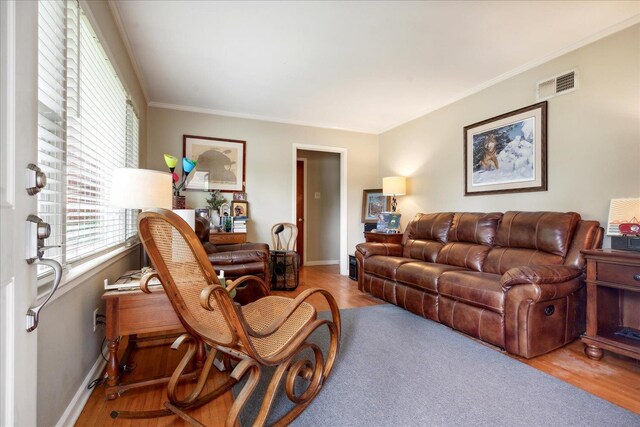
left=233, top=304, right=639, bottom=426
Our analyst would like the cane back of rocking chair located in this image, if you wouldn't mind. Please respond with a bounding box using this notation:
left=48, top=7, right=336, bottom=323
left=138, top=209, right=237, bottom=347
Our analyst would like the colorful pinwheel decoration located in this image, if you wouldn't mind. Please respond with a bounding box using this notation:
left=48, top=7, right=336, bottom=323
left=164, top=154, right=197, bottom=196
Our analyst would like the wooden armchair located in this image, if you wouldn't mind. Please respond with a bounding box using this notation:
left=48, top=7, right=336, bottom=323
left=111, top=209, right=341, bottom=426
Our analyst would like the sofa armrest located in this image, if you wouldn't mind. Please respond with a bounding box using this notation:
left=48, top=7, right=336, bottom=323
left=501, top=265, right=583, bottom=290
left=216, top=242, right=269, bottom=253
left=355, top=242, right=403, bottom=258
left=208, top=249, right=267, bottom=266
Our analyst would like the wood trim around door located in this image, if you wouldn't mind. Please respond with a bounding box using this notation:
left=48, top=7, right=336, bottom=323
left=296, top=159, right=305, bottom=265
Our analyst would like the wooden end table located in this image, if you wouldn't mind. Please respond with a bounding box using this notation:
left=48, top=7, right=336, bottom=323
left=364, top=231, right=403, bottom=244
left=102, top=287, right=204, bottom=399
left=209, top=231, right=247, bottom=245
left=581, top=249, right=640, bottom=361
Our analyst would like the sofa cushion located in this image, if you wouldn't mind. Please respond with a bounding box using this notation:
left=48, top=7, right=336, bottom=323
left=438, top=271, right=505, bottom=313
left=482, top=247, right=564, bottom=275
left=404, top=212, right=453, bottom=242
left=494, top=211, right=580, bottom=257
left=402, top=239, right=445, bottom=262
left=447, top=212, right=502, bottom=245
left=396, top=262, right=465, bottom=293
left=363, top=256, right=413, bottom=281
left=435, top=242, right=492, bottom=272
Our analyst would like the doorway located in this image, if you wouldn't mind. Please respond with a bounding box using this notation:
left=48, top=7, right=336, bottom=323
left=292, top=145, right=347, bottom=275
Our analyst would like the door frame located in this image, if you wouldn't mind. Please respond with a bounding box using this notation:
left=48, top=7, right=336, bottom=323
left=296, top=158, right=308, bottom=265
left=291, top=144, right=348, bottom=276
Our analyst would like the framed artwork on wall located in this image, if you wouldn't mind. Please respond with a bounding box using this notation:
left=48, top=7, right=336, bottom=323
left=464, top=101, right=547, bottom=196
left=183, top=135, right=246, bottom=193
left=361, top=189, right=390, bottom=223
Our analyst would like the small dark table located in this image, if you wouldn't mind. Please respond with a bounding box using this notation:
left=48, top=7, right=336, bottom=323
left=581, top=249, right=640, bottom=361
left=269, top=250, right=300, bottom=290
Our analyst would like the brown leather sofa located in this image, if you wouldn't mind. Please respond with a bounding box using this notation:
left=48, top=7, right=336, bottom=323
left=195, top=216, right=270, bottom=298
left=355, top=211, right=603, bottom=358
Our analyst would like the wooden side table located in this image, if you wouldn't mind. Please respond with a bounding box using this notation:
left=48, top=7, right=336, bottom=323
left=102, top=287, right=203, bottom=399
left=581, top=249, right=640, bottom=361
left=209, top=231, right=247, bottom=245
left=364, top=231, right=403, bottom=244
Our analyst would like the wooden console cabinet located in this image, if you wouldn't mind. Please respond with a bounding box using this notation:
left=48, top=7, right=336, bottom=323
left=364, top=231, right=403, bottom=244
left=581, top=249, right=640, bottom=361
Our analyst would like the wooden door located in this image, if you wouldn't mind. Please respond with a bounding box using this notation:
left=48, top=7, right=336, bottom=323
left=296, top=160, right=304, bottom=265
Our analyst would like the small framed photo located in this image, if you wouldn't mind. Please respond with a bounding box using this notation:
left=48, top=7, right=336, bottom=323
left=464, top=101, right=547, bottom=196
left=233, top=192, right=247, bottom=201
left=195, top=208, right=209, bottom=219
left=231, top=201, right=248, bottom=217
left=361, top=189, right=391, bottom=223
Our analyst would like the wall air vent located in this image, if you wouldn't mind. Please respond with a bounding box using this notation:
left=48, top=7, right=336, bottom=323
left=536, top=69, right=577, bottom=101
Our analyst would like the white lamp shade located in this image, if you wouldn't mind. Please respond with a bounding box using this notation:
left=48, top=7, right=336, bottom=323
left=383, top=176, right=407, bottom=196
left=110, top=168, right=172, bottom=210
left=173, top=209, right=196, bottom=230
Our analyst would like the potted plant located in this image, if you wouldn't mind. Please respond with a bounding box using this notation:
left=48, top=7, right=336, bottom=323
left=206, top=190, right=226, bottom=229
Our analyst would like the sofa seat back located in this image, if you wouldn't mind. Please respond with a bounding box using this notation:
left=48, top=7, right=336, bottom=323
left=482, top=211, right=580, bottom=275
left=402, top=212, right=453, bottom=261
left=435, top=212, right=502, bottom=271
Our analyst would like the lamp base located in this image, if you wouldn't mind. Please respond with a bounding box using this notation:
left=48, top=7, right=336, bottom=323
left=172, top=195, right=186, bottom=209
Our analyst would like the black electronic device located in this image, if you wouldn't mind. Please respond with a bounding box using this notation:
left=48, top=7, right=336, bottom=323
left=348, top=255, right=358, bottom=281
left=611, top=236, right=640, bottom=252
left=364, top=223, right=376, bottom=232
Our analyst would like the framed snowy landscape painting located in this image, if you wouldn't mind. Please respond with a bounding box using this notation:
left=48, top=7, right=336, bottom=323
left=464, top=102, right=547, bottom=196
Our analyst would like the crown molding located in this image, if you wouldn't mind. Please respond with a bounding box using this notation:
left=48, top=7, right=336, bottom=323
left=148, top=101, right=377, bottom=135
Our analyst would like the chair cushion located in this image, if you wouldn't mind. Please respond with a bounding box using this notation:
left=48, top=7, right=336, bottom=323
left=364, top=256, right=413, bottom=281
left=435, top=242, right=492, bottom=272
left=242, top=296, right=315, bottom=359
left=438, top=271, right=505, bottom=313
left=396, top=262, right=465, bottom=293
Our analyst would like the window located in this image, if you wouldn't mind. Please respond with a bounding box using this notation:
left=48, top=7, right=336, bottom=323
left=37, top=0, right=139, bottom=274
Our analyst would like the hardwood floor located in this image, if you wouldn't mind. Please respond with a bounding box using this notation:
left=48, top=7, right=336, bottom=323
left=76, top=265, right=639, bottom=426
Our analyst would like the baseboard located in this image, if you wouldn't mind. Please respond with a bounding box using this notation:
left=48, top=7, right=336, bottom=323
left=304, top=260, right=339, bottom=266
left=56, top=355, right=106, bottom=427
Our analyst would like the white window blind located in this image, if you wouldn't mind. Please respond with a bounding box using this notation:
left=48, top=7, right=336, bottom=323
left=37, top=0, right=139, bottom=273
left=37, top=0, right=66, bottom=271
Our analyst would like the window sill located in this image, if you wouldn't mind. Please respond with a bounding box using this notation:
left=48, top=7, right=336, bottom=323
left=36, top=244, right=138, bottom=303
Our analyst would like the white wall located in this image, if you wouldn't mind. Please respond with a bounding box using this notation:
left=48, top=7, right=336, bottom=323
left=379, top=24, right=640, bottom=246
left=146, top=107, right=379, bottom=262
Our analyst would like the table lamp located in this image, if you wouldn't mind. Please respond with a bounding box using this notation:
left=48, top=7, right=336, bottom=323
left=110, top=168, right=173, bottom=266
left=383, top=176, right=406, bottom=212
left=110, top=168, right=173, bottom=211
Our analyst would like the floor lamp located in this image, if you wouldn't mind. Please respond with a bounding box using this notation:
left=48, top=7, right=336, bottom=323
left=110, top=168, right=173, bottom=268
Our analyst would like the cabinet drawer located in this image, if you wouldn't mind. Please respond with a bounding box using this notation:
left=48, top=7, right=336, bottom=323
left=597, top=262, right=640, bottom=288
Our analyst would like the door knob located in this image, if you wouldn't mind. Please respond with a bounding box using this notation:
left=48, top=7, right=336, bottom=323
left=298, top=218, right=303, bottom=222
left=26, top=163, right=47, bottom=195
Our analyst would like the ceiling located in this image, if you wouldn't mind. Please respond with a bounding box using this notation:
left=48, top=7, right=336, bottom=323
left=112, top=1, right=640, bottom=134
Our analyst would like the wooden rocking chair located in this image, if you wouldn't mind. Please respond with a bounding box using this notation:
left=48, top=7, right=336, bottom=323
left=111, top=209, right=341, bottom=426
